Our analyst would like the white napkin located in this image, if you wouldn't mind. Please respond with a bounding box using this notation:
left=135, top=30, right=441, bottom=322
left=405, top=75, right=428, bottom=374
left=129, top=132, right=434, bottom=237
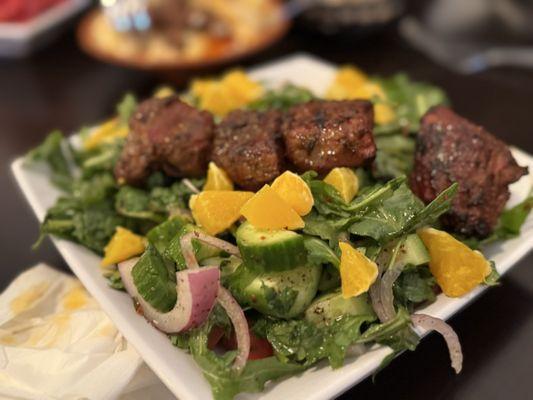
left=0, top=264, right=175, bottom=400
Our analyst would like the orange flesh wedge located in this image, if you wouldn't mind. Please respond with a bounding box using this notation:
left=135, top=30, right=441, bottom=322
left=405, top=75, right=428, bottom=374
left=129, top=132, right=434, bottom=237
left=271, top=171, right=314, bottom=216
left=339, top=242, right=378, bottom=298
left=240, top=185, right=305, bottom=230
left=204, top=162, right=234, bottom=191
left=323, top=167, right=359, bottom=203
left=101, top=227, right=145, bottom=266
left=418, top=227, right=492, bottom=297
left=191, top=191, right=253, bottom=235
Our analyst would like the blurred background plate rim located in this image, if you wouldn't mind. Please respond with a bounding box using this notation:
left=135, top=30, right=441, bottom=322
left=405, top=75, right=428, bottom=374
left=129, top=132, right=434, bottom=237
left=76, top=2, right=291, bottom=72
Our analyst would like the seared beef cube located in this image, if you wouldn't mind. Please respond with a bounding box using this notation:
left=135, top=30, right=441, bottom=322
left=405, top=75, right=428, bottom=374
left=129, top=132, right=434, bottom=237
left=410, top=106, right=528, bottom=238
left=282, top=100, right=376, bottom=173
left=211, top=110, right=285, bottom=190
left=114, top=96, right=214, bottom=184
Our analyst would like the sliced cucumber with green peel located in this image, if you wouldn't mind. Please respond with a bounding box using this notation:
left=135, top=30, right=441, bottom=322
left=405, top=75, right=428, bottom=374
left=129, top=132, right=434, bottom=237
left=229, top=263, right=322, bottom=319
left=236, top=222, right=307, bottom=271
left=165, top=224, right=222, bottom=270
left=395, top=234, right=430, bottom=267
left=305, top=291, right=375, bottom=326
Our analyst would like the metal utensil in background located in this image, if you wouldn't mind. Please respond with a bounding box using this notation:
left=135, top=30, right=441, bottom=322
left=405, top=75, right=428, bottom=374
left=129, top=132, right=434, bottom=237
left=400, top=0, right=533, bottom=74
left=100, top=0, right=151, bottom=32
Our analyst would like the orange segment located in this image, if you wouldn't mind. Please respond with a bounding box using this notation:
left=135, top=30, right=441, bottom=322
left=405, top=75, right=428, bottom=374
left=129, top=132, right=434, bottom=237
left=326, top=66, right=369, bottom=100
left=191, top=191, right=253, bottom=235
left=84, top=118, right=128, bottom=150
left=240, top=185, right=305, bottom=230
left=339, top=242, right=378, bottom=298
left=102, top=227, right=146, bottom=266
left=271, top=171, right=314, bottom=216
left=326, top=66, right=395, bottom=125
left=418, top=228, right=492, bottom=297
left=191, top=70, right=263, bottom=116
left=323, top=167, right=359, bottom=203
left=204, top=162, right=234, bottom=191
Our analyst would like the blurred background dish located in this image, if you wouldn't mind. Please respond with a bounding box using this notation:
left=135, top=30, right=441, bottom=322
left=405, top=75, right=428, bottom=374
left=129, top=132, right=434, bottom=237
left=0, top=0, right=89, bottom=57
left=294, top=0, right=404, bottom=37
left=77, top=0, right=289, bottom=76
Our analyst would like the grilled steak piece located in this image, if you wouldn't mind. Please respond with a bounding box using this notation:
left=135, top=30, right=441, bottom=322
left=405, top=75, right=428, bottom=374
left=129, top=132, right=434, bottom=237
left=410, top=106, right=528, bottom=238
left=114, top=96, right=214, bottom=185
left=211, top=109, right=285, bottom=191
left=281, top=100, right=376, bottom=173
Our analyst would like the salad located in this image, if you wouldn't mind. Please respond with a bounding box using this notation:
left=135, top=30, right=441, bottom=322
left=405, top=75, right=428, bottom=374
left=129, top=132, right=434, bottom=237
left=27, top=66, right=531, bottom=400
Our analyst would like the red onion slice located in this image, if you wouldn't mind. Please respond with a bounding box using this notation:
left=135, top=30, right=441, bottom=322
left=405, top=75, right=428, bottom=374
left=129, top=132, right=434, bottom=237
left=379, top=264, right=405, bottom=322
left=180, top=231, right=241, bottom=270
left=411, top=313, right=463, bottom=374
left=217, top=286, right=250, bottom=372
left=118, top=259, right=220, bottom=333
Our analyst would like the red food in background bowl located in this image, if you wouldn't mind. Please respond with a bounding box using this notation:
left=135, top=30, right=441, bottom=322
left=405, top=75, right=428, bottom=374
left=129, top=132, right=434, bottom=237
left=0, top=0, right=66, bottom=23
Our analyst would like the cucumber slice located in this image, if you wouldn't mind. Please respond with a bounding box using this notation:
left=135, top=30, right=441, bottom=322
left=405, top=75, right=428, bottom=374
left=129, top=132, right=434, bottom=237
left=396, top=234, right=430, bottom=267
left=305, top=291, right=375, bottom=327
left=236, top=222, right=307, bottom=271
left=165, top=224, right=222, bottom=270
left=146, top=217, right=188, bottom=254
left=229, top=263, right=322, bottom=319
left=132, top=245, right=176, bottom=312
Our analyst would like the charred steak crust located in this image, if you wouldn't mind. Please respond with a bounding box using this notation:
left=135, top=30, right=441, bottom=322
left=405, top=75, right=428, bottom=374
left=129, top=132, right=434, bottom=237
left=211, top=109, right=285, bottom=191
left=281, top=100, right=376, bottom=173
left=409, top=106, right=528, bottom=238
left=114, top=96, right=214, bottom=184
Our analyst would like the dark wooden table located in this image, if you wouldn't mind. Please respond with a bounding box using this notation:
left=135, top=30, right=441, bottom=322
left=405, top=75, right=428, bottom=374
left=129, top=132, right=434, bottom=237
left=1, top=8, right=532, bottom=400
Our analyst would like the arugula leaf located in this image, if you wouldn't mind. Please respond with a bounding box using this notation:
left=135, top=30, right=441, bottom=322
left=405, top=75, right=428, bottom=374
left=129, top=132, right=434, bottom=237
left=375, top=74, right=448, bottom=134
left=115, top=186, right=165, bottom=222
left=350, top=183, right=457, bottom=243
left=303, top=211, right=357, bottom=246
left=248, top=84, right=314, bottom=112
left=26, top=130, right=73, bottom=191
left=349, top=184, right=424, bottom=242
left=303, top=236, right=340, bottom=268
left=266, top=314, right=375, bottom=368
left=304, top=172, right=405, bottom=218
left=116, top=93, right=137, bottom=124
left=71, top=172, right=116, bottom=206
left=374, top=134, right=416, bottom=179
left=39, top=195, right=131, bottom=254
left=484, top=261, right=500, bottom=286
left=394, top=266, right=436, bottom=307
left=132, top=245, right=177, bottom=312
left=77, top=140, right=124, bottom=177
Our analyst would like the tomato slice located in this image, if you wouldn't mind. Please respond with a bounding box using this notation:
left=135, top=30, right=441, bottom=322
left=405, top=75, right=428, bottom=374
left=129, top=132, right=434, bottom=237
left=221, top=328, right=274, bottom=360
left=207, top=326, right=225, bottom=350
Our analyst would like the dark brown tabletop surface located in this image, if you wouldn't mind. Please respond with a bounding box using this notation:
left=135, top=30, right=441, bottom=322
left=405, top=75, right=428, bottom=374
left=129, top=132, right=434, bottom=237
left=1, top=4, right=532, bottom=400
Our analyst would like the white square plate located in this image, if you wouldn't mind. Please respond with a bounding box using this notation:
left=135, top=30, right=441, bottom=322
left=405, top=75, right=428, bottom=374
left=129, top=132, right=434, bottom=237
left=11, top=54, right=533, bottom=400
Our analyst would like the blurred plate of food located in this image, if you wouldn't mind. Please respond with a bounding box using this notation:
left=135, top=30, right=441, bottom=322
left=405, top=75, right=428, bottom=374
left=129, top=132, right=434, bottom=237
left=77, top=0, right=289, bottom=75
left=0, top=0, right=90, bottom=57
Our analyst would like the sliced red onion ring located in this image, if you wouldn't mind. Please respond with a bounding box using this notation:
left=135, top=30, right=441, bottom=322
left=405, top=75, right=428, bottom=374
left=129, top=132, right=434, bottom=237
left=178, top=231, right=250, bottom=372
left=180, top=231, right=241, bottom=270
left=369, top=248, right=391, bottom=322
left=182, top=178, right=200, bottom=194
left=118, top=258, right=220, bottom=333
left=379, top=263, right=405, bottom=322
left=411, top=313, right=463, bottom=374
left=217, top=286, right=250, bottom=372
